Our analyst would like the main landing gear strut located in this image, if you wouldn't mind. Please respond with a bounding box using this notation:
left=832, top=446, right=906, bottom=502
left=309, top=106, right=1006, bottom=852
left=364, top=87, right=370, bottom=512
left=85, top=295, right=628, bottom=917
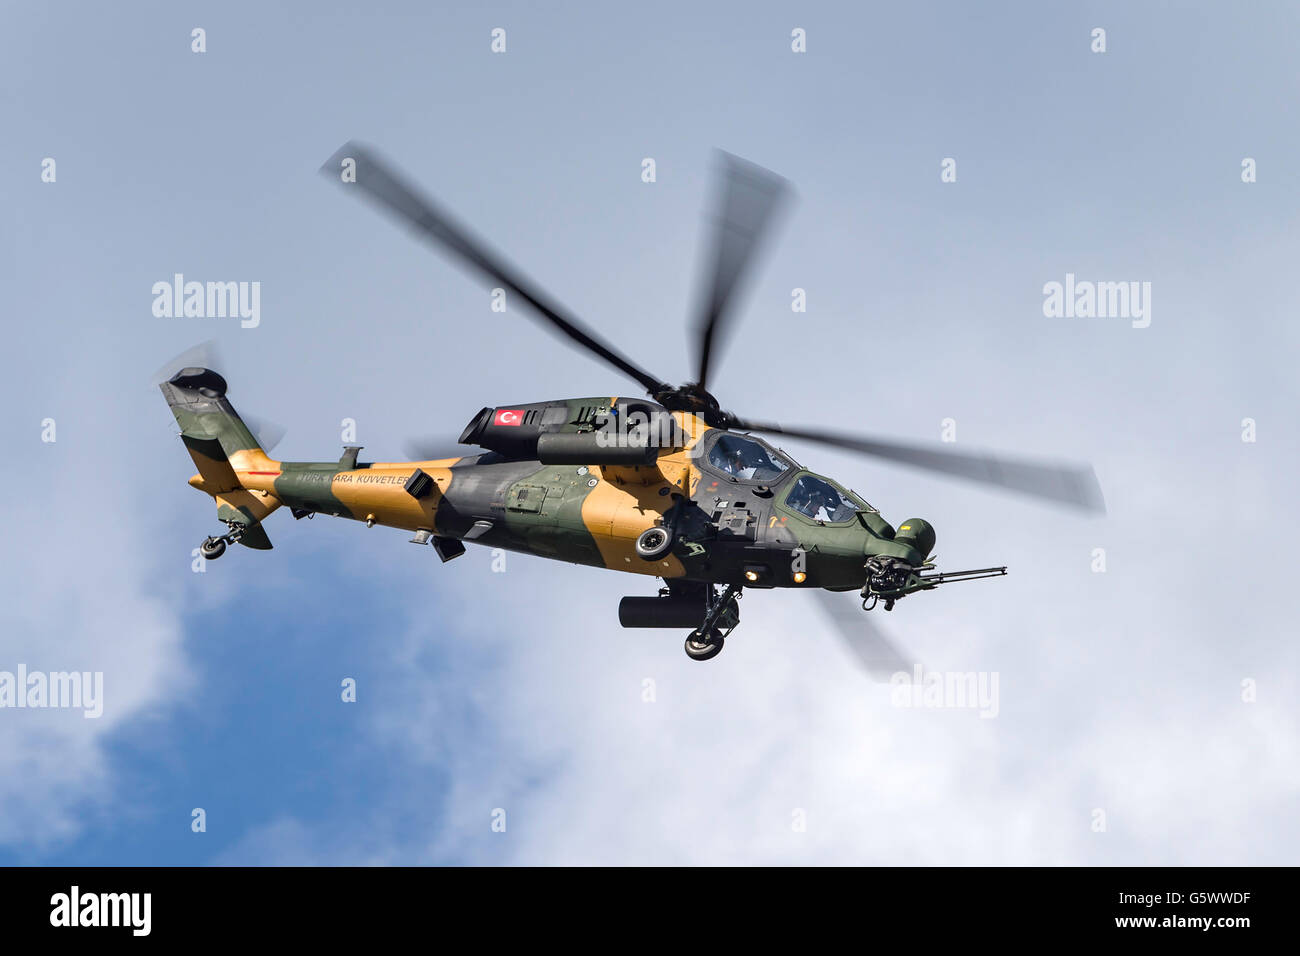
left=684, top=583, right=742, bottom=662
left=199, top=521, right=246, bottom=561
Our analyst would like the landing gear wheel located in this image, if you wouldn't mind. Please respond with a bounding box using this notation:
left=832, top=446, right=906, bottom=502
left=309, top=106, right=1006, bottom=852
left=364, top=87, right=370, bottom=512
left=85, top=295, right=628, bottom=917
left=635, top=525, right=674, bottom=560
left=200, top=536, right=227, bottom=560
left=684, top=629, right=724, bottom=661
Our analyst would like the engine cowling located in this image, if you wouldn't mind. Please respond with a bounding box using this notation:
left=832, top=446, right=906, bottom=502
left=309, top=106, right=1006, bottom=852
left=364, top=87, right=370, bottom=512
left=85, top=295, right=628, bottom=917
left=459, top=398, right=683, bottom=461
left=536, top=432, right=656, bottom=465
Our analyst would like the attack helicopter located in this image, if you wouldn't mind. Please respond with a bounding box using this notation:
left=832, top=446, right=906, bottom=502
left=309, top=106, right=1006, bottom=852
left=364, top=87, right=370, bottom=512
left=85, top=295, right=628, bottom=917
left=160, top=142, right=1103, bottom=665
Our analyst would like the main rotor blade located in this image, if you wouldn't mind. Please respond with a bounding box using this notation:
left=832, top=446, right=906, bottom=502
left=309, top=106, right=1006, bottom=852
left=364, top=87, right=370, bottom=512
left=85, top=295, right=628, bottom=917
left=733, top=419, right=1106, bottom=514
left=812, top=589, right=913, bottom=683
left=693, top=151, right=790, bottom=392
left=321, top=142, right=668, bottom=397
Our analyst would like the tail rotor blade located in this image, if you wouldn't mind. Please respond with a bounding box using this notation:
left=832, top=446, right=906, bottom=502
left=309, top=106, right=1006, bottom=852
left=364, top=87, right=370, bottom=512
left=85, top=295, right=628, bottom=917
left=244, top=415, right=287, bottom=454
left=154, top=342, right=286, bottom=453
left=153, top=340, right=224, bottom=385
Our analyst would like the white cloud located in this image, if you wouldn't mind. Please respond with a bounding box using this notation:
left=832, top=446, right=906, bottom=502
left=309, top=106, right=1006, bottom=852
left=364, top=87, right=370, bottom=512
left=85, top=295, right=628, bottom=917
left=319, top=493, right=1300, bottom=866
left=0, top=362, right=191, bottom=850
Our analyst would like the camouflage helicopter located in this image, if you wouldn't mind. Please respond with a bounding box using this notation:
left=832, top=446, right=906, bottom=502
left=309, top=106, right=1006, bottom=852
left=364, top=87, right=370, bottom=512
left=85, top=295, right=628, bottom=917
left=160, top=143, right=1103, bottom=666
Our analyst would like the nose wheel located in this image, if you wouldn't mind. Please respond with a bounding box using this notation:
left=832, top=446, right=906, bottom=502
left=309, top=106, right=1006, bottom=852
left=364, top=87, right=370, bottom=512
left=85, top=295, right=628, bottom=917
left=682, top=583, right=741, bottom=661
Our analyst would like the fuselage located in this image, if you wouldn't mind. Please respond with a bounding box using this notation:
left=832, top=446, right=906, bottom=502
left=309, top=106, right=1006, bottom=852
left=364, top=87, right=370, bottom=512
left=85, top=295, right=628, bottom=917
left=225, top=398, right=931, bottom=590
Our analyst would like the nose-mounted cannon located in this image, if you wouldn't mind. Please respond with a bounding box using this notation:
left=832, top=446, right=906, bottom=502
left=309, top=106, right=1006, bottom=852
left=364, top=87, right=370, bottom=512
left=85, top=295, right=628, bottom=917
left=861, top=517, right=1007, bottom=610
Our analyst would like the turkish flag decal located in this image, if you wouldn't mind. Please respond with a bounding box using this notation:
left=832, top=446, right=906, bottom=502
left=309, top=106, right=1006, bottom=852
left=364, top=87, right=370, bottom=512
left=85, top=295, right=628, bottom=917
left=493, top=408, right=524, bottom=427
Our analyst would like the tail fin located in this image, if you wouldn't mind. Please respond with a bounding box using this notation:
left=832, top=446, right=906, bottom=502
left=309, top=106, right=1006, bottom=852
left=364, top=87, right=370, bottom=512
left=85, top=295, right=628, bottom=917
left=160, top=367, right=281, bottom=549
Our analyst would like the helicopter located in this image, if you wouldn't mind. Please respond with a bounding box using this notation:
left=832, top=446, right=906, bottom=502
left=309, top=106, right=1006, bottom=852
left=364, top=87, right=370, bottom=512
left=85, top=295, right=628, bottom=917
left=160, top=142, right=1103, bottom=666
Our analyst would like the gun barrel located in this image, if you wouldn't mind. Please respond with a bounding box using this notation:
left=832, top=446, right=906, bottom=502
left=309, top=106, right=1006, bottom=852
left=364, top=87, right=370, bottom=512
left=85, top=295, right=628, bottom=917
left=918, top=566, right=1008, bottom=586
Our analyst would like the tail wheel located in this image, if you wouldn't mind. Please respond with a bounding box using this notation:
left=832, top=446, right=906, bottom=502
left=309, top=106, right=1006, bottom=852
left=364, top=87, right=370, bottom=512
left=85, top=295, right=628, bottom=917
left=684, top=628, right=724, bottom=661
left=200, top=536, right=227, bottom=560
left=635, top=525, right=674, bottom=560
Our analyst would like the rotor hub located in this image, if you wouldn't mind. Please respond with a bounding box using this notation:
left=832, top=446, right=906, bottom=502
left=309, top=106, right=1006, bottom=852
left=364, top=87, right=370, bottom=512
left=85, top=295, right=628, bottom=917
left=652, top=383, right=731, bottom=425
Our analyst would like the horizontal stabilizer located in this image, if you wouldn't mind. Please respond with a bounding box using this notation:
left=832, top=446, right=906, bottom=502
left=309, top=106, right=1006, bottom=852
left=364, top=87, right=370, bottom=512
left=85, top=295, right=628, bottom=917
left=237, top=524, right=273, bottom=551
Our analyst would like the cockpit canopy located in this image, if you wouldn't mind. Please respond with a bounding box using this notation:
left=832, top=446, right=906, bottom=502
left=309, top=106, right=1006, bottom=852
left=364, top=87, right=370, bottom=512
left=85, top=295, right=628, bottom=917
left=784, top=473, right=861, bottom=523
left=707, top=434, right=790, bottom=482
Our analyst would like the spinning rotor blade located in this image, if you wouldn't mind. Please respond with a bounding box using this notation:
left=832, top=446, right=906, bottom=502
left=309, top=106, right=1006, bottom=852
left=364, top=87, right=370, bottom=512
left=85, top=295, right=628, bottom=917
left=154, top=341, right=286, bottom=453
left=243, top=415, right=287, bottom=454
left=731, top=419, right=1105, bottom=514
left=402, top=437, right=472, bottom=462
left=152, top=340, right=223, bottom=386
left=321, top=142, right=668, bottom=397
left=693, top=151, right=790, bottom=392
left=812, top=589, right=913, bottom=683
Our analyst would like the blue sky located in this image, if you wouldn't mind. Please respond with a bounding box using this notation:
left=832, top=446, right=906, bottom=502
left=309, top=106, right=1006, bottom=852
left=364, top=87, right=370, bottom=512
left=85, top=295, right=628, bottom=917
left=1, top=1, right=1297, bottom=865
